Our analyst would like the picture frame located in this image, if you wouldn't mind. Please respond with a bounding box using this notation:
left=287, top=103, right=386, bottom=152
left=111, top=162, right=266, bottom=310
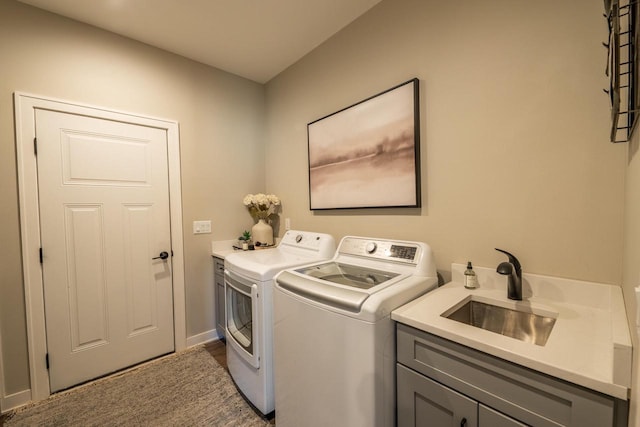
left=307, top=78, right=421, bottom=210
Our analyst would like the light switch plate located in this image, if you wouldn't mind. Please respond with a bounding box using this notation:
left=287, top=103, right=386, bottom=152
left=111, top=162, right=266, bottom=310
left=193, top=220, right=211, bottom=234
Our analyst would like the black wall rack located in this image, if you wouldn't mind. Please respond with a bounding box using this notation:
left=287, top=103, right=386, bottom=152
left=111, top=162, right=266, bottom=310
left=605, top=0, right=639, bottom=143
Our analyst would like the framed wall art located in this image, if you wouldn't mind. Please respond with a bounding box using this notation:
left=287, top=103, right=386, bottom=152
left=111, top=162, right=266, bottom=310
left=307, top=78, right=421, bottom=210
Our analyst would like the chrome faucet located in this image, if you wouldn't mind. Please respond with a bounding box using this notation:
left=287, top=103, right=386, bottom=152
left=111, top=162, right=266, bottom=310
left=495, top=248, right=522, bottom=300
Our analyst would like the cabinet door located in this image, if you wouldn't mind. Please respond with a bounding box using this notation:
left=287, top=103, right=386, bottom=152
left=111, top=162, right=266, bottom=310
left=216, top=279, right=225, bottom=338
left=213, top=257, right=226, bottom=339
left=479, top=404, right=526, bottom=427
left=398, top=364, right=478, bottom=427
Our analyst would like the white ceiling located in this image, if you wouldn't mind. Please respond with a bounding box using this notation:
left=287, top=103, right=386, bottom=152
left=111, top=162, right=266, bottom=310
left=16, top=0, right=382, bottom=83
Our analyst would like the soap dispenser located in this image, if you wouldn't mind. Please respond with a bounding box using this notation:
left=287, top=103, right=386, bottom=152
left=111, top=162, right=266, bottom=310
left=464, top=261, right=478, bottom=289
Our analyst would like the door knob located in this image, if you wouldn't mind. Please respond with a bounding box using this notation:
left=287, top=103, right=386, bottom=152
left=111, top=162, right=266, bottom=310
left=152, top=251, right=169, bottom=260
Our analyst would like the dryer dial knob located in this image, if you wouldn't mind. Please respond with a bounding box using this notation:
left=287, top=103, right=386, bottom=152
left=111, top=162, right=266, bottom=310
left=365, top=242, right=377, bottom=254
left=295, top=234, right=303, bottom=243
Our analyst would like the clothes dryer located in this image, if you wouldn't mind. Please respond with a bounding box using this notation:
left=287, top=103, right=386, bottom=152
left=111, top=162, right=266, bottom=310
left=224, top=230, right=335, bottom=415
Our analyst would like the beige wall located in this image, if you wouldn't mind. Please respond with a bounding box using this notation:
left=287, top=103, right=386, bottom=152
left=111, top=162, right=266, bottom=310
left=266, top=0, right=634, bottom=419
left=266, top=0, right=626, bottom=283
left=0, top=0, right=265, bottom=396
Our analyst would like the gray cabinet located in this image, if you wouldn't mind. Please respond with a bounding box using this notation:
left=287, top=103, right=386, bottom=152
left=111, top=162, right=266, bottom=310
left=396, top=323, right=628, bottom=427
left=213, top=256, right=225, bottom=340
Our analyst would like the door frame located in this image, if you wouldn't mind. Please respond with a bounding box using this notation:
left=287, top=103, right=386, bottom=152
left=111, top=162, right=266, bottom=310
left=12, top=92, right=187, bottom=402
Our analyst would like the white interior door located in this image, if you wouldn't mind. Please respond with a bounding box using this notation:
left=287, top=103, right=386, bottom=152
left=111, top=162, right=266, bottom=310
left=35, top=109, right=175, bottom=392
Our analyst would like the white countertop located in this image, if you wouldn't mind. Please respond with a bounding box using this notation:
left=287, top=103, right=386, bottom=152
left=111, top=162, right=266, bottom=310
left=211, top=240, right=239, bottom=259
left=391, top=263, right=632, bottom=400
left=211, top=238, right=282, bottom=259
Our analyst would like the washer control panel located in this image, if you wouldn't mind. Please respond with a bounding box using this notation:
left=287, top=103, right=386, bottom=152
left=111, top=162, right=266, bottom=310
left=338, top=236, right=421, bottom=264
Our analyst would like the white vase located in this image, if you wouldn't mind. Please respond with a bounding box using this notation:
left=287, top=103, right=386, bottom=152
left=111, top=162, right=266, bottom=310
left=252, top=219, right=273, bottom=246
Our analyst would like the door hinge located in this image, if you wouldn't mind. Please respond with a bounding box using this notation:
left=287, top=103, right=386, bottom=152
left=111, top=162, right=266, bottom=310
left=39, top=247, right=43, bottom=264
left=45, top=353, right=49, bottom=370
left=34, top=137, right=37, bottom=156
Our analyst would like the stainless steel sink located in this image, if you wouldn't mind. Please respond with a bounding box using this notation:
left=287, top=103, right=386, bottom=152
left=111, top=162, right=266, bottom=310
left=443, top=300, right=556, bottom=346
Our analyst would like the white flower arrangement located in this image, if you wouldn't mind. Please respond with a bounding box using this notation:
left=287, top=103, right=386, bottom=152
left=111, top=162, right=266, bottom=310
left=243, top=193, right=281, bottom=221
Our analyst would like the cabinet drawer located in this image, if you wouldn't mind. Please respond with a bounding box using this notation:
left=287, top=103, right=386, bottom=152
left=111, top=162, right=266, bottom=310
left=213, top=256, right=224, bottom=275
left=397, top=323, right=617, bottom=427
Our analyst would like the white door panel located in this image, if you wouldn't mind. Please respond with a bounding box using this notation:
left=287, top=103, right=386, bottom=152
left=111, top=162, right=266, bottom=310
left=63, top=132, right=151, bottom=185
left=64, top=204, right=108, bottom=351
left=36, top=109, right=174, bottom=392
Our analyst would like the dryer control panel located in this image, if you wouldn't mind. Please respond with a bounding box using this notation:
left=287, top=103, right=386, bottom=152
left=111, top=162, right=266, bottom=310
left=279, top=230, right=336, bottom=253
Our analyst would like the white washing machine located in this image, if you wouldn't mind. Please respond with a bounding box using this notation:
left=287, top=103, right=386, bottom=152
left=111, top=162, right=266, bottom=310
left=273, top=236, right=438, bottom=427
left=224, top=230, right=335, bottom=415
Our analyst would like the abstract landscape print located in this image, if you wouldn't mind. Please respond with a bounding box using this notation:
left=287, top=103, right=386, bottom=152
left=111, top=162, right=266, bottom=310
left=308, top=78, right=420, bottom=210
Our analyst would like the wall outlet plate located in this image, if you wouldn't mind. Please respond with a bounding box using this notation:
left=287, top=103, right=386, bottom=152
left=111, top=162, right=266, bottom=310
left=193, top=220, right=211, bottom=234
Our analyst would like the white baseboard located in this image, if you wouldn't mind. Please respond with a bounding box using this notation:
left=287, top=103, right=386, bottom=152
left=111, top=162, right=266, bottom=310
left=1, top=388, right=32, bottom=414
left=185, top=328, right=221, bottom=348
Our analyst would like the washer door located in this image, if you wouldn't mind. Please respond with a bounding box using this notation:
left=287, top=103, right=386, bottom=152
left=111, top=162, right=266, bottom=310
left=225, top=271, right=260, bottom=368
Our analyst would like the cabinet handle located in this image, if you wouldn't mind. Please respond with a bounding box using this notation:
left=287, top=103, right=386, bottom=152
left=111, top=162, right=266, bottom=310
left=460, top=418, right=467, bottom=427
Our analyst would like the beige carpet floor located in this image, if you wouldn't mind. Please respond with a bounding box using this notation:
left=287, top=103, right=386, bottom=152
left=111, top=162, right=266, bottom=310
left=4, top=346, right=271, bottom=426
